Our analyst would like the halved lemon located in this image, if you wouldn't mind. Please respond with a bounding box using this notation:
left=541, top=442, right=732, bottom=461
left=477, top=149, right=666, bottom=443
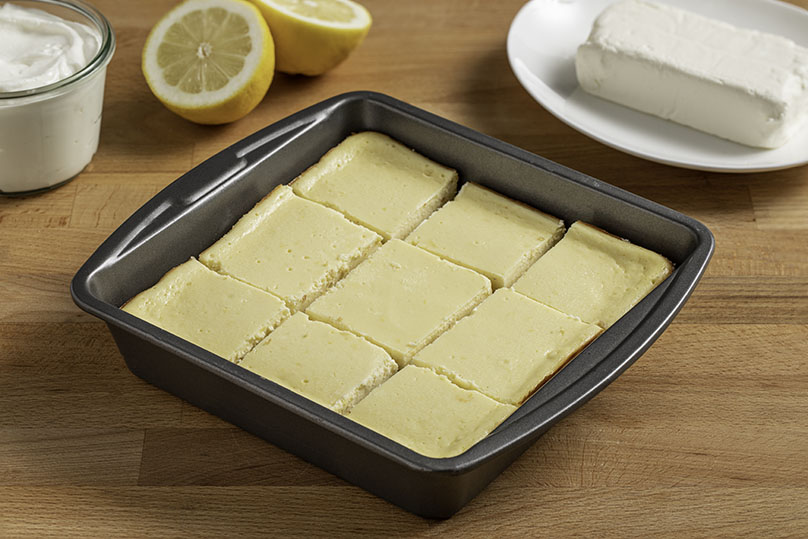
left=142, top=0, right=275, bottom=124
left=251, top=0, right=371, bottom=76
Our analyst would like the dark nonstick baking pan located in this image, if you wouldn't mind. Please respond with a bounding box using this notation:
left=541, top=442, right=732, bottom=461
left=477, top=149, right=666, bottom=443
left=71, top=91, right=714, bottom=518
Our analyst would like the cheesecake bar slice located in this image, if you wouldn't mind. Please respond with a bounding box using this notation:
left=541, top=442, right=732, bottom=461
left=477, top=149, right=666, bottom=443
left=199, top=185, right=381, bottom=311
left=306, top=239, right=491, bottom=366
left=240, top=312, right=397, bottom=414
left=291, top=131, right=458, bottom=240
left=407, top=182, right=564, bottom=288
left=347, top=365, right=516, bottom=458
left=122, top=258, right=289, bottom=362
left=513, top=221, right=673, bottom=328
left=412, top=288, right=602, bottom=405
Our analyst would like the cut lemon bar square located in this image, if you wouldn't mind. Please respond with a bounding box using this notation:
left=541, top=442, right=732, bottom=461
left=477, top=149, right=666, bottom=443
left=122, top=258, right=289, bottom=362
left=306, top=239, right=491, bottom=366
left=291, top=131, right=458, bottom=240
left=199, top=185, right=381, bottom=311
left=513, top=221, right=673, bottom=328
left=412, top=288, right=602, bottom=405
left=347, top=365, right=516, bottom=458
left=240, top=312, right=397, bottom=414
left=407, top=182, right=565, bottom=288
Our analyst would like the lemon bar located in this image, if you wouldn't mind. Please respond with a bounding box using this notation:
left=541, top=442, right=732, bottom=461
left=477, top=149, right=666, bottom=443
left=291, top=132, right=458, bottom=240
left=347, top=365, right=516, bottom=458
left=412, top=288, right=602, bottom=405
left=122, top=258, right=289, bottom=362
left=406, top=182, right=565, bottom=288
left=199, top=185, right=381, bottom=311
left=306, top=239, right=491, bottom=366
left=513, top=221, right=673, bottom=328
left=240, top=312, right=397, bottom=414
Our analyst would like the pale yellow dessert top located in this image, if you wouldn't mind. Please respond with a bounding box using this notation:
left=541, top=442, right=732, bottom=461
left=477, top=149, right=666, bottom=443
left=513, top=221, right=674, bottom=328
left=412, top=288, right=602, bottom=405
left=239, top=312, right=397, bottom=414
left=291, top=131, right=458, bottom=240
left=407, top=182, right=565, bottom=288
left=347, top=365, right=516, bottom=458
left=306, top=239, right=491, bottom=366
left=122, top=258, right=289, bottom=362
left=199, top=185, right=381, bottom=311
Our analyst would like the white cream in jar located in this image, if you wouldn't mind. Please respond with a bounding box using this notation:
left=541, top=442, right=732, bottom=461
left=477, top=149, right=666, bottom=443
left=0, top=1, right=115, bottom=195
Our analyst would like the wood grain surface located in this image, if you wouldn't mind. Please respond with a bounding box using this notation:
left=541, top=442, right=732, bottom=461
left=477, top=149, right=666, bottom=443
left=1, top=0, right=807, bottom=536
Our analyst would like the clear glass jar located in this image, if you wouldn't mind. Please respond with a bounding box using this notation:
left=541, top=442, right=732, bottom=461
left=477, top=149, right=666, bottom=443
left=0, top=0, right=115, bottom=195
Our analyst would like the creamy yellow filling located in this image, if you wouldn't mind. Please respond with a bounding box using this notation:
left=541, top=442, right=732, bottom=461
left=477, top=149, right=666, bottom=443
left=240, top=312, right=397, bottom=414
left=513, top=221, right=673, bottom=328
left=407, top=182, right=564, bottom=288
left=412, top=288, right=602, bottom=405
left=347, top=365, right=515, bottom=458
left=122, top=258, right=289, bottom=362
left=200, top=185, right=381, bottom=311
left=306, top=239, right=491, bottom=366
left=291, top=131, right=458, bottom=239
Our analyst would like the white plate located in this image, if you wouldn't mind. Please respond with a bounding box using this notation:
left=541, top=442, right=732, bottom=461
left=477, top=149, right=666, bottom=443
left=506, top=0, right=808, bottom=172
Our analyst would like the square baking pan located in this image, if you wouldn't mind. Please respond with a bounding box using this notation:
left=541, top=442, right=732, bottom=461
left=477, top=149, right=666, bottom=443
left=71, top=91, right=714, bottom=518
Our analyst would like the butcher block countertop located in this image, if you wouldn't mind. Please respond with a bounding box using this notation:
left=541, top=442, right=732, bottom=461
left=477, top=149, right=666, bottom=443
left=1, top=0, right=806, bottom=536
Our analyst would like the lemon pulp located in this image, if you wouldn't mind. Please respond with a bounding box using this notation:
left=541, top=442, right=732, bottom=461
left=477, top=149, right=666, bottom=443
left=158, top=8, right=253, bottom=93
left=143, top=0, right=274, bottom=124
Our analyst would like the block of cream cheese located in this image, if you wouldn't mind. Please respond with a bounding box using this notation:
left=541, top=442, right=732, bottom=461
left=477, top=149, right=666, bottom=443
left=513, top=221, right=673, bottom=328
left=412, top=289, right=602, bottom=405
left=407, top=182, right=565, bottom=288
left=347, top=365, right=516, bottom=458
left=575, top=0, right=808, bottom=148
left=306, top=239, right=491, bottom=366
left=291, top=131, right=458, bottom=239
left=122, top=258, right=290, bottom=362
left=239, top=312, right=397, bottom=414
left=200, top=185, right=381, bottom=311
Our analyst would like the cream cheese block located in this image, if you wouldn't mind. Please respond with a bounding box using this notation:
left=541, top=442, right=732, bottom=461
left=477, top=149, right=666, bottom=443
left=406, top=182, right=565, bottom=288
left=347, top=365, right=516, bottom=458
left=513, top=221, right=673, bottom=329
left=412, top=288, right=602, bottom=405
left=239, top=312, right=397, bottom=414
left=122, top=258, right=290, bottom=362
left=291, top=131, right=458, bottom=240
left=575, top=0, right=808, bottom=148
left=199, top=185, right=381, bottom=311
left=306, top=239, right=492, bottom=366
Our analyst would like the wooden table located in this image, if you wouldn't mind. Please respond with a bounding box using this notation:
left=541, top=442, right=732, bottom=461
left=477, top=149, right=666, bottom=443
left=2, top=0, right=806, bottom=535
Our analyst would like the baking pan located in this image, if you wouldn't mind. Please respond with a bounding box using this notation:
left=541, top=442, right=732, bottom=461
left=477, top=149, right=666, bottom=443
left=71, top=91, right=714, bottom=518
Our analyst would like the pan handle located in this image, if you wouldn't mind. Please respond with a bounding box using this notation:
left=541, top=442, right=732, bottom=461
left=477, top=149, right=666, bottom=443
left=70, top=111, right=326, bottom=313
left=111, top=117, right=321, bottom=259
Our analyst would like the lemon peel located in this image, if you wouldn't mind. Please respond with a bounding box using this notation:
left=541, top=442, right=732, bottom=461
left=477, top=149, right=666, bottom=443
left=251, top=0, right=371, bottom=76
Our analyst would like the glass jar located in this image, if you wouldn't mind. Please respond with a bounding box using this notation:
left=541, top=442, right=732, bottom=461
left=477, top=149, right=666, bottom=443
left=0, top=0, right=115, bottom=195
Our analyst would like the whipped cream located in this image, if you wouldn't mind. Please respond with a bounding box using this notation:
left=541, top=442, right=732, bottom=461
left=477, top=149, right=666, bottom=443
left=0, top=1, right=114, bottom=194
left=0, top=3, right=101, bottom=92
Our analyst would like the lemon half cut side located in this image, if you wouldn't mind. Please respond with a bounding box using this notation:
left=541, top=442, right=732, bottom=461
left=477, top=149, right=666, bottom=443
left=142, top=0, right=275, bottom=124
left=251, top=0, right=371, bottom=76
